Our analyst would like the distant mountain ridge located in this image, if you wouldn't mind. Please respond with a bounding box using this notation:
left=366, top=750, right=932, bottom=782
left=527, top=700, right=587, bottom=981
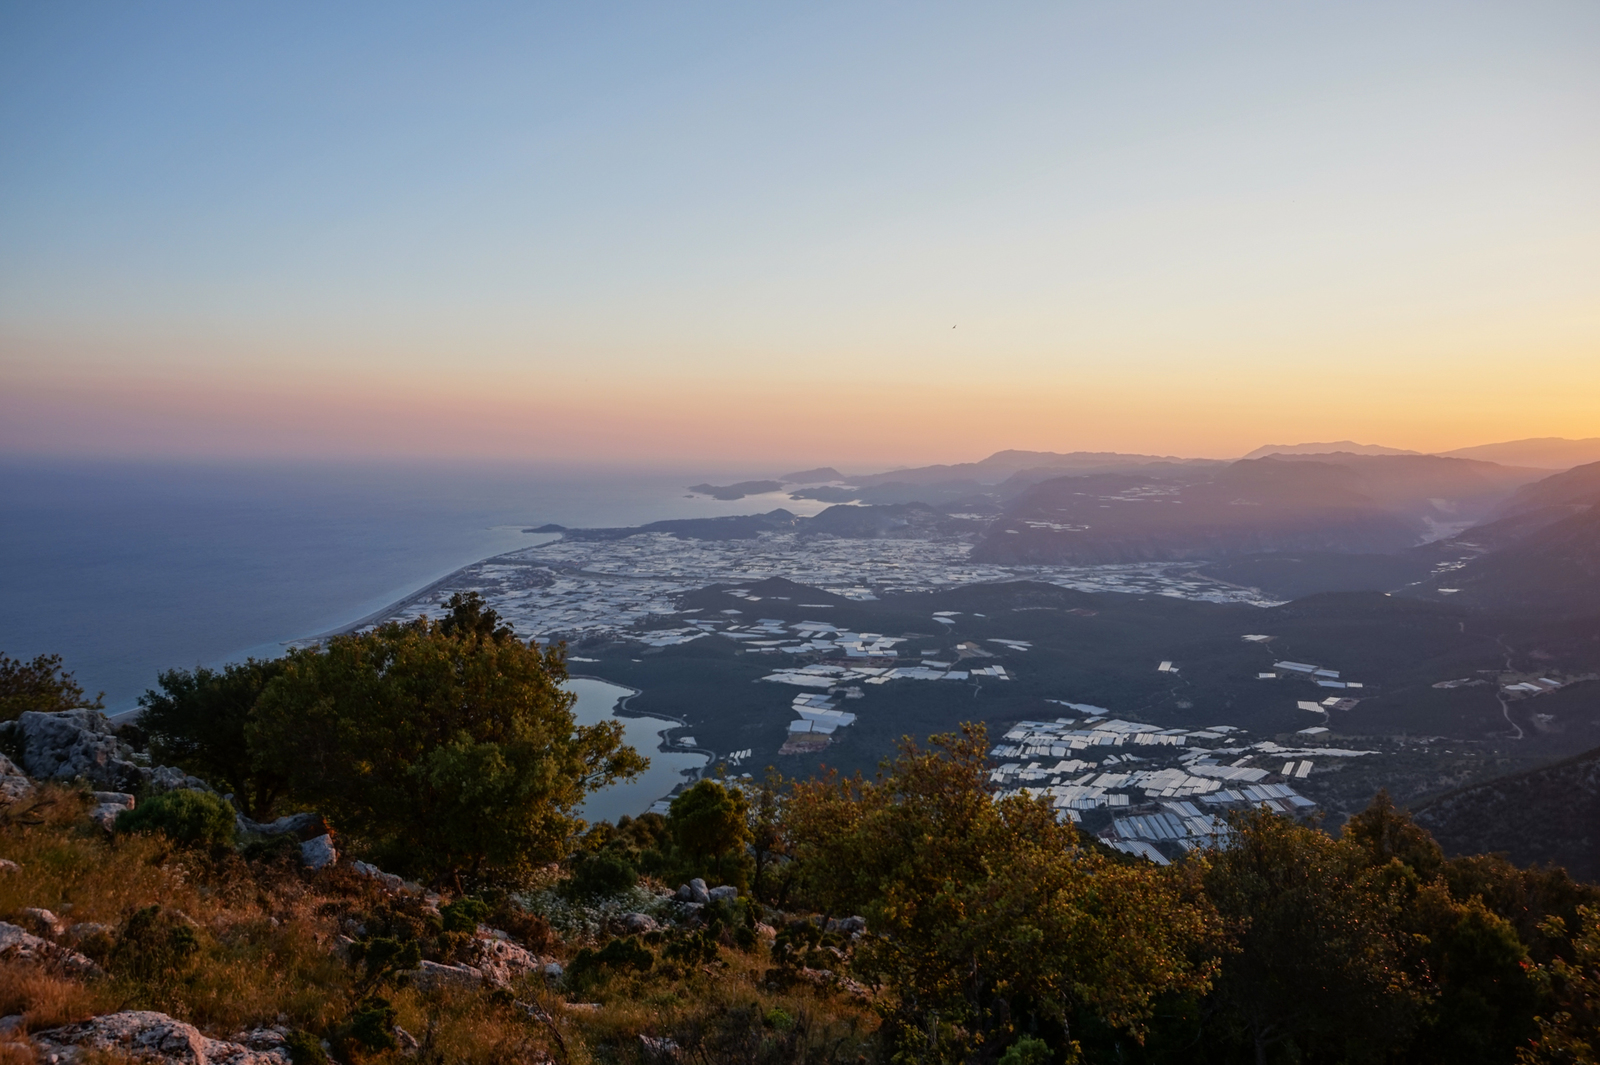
left=970, top=453, right=1546, bottom=565
left=1243, top=441, right=1421, bottom=459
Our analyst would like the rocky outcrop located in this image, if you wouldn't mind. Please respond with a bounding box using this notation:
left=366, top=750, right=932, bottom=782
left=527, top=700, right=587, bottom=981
left=412, top=959, right=484, bottom=991
left=32, top=1010, right=291, bottom=1064
left=466, top=935, right=540, bottom=986
left=5, top=709, right=146, bottom=791
left=0, top=753, right=33, bottom=805
left=0, top=710, right=208, bottom=796
left=675, top=879, right=711, bottom=904
left=0, top=920, right=100, bottom=977
left=88, top=791, right=135, bottom=831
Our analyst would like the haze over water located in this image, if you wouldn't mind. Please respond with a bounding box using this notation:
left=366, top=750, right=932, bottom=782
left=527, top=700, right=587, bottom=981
left=0, top=458, right=822, bottom=711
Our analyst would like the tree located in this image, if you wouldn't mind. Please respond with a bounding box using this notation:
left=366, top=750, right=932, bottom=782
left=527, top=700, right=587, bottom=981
left=1204, top=806, right=1420, bottom=1065
left=1520, top=905, right=1600, bottom=1065
left=1344, top=793, right=1539, bottom=1063
left=747, top=768, right=793, bottom=905
left=249, top=598, right=646, bottom=887
left=0, top=651, right=102, bottom=720
left=138, top=658, right=288, bottom=820
left=668, top=778, right=752, bottom=887
left=783, top=724, right=1218, bottom=1063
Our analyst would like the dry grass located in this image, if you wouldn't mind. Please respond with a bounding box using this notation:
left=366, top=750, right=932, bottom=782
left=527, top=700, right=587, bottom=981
left=0, top=786, right=879, bottom=1062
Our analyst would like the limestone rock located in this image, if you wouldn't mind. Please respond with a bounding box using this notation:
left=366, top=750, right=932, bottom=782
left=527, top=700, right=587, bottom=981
left=18, top=907, right=65, bottom=936
left=235, top=811, right=324, bottom=840
left=0, top=920, right=100, bottom=976
left=32, top=1010, right=292, bottom=1064
left=89, top=802, right=129, bottom=831
left=7, top=710, right=146, bottom=791
left=351, top=859, right=405, bottom=892
left=0, top=753, right=33, bottom=805
left=91, top=791, right=135, bottom=809
left=467, top=935, right=540, bottom=986
left=619, top=912, right=659, bottom=934
left=639, top=1034, right=681, bottom=1062
left=706, top=885, right=738, bottom=902
left=299, top=834, right=337, bottom=871
left=411, top=959, right=484, bottom=991
left=148, top=765, right=213, bottom=794
left=825, top=915, right=867, bottom=935
left=675, top=878, right=710, bottom=904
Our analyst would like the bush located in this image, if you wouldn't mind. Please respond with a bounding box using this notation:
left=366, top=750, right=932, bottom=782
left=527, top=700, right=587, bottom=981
left=998, top=1035, right=1050, bottom=1065
left=284, top=1030, right=329, bottom=1065
left=439, top=897, right=491, bottom=933
left=110, top=906, right=200, bottom=983
left=115, top=789, right=236, bottom=850
left=566, top=849, right=638, bottom=899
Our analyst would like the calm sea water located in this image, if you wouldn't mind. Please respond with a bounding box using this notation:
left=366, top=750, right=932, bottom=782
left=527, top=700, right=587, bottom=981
left=0, top=457, right=815, bottom=712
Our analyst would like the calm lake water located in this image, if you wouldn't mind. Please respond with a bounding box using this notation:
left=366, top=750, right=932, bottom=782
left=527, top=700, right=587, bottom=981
left=568, top=677, right=707, bottom=825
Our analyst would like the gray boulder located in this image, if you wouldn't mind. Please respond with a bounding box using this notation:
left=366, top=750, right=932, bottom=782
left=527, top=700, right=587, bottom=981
left=33, top=1010, right=291, bottom=1064
left=300, top=834, right=338, bottom=871
left=707, top=885, right=738, bottom=902
left=676, top=878, right=711, bottom=904
left=411, top=959, right=484, bottom=991
left=467, top=936, right=540, bottom=986
left=7, top=709, right=147, bottom=791
left=236, top=811, right=326, bottom=842
left=0, top=753, right=32, bottom=805
left=619, top=912, right=659, bottom=934
left=88, top=792, right=136, bottom=832
left=0, top=920, right=100, bottom=976
left=825, top=915, right=868, bottom=935
left=147, top=765, right=213, bottom=794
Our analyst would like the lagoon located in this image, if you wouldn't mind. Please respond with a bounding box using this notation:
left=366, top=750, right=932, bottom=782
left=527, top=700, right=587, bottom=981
left=567, top=676, right=707, bottom=825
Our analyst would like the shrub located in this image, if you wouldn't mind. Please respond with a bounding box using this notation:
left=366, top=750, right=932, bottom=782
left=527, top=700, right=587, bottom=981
left=439, top=898, right=491, bottom=933
left=115, top=789, right=236, bottom=850
left=566, top=849, right=638, bottom=899
left=110, top=906, right=201, bottom=983
left=998, top=1035, right=1051, bottom=1065
left=284, top=1030, right=329, bottom=1065
left=337, top=997, right=398, bottom=1056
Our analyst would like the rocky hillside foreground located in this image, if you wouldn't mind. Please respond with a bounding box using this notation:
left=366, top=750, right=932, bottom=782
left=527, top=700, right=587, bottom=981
left=0, top=709, right=876, bottom=1065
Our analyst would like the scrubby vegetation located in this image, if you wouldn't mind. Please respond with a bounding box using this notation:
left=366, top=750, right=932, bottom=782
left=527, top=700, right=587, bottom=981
left=3, top=602, right=1597, bottom=1063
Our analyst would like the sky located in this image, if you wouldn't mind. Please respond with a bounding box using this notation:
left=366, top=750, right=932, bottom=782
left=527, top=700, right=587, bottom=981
left=2, top=1, right=1598, bottom=468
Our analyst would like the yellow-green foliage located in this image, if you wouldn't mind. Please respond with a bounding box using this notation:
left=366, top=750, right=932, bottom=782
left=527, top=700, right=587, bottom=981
left=0, top=784, right=880, bottom=1064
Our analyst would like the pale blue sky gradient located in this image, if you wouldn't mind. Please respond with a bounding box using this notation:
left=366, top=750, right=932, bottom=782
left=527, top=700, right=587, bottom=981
left=3, top=2, right=1597, bottom=463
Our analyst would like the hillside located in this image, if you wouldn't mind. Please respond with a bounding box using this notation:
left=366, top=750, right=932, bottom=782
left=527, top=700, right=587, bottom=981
left=969, top=454, right=1542, bottom=565
left=1414, top=745, right=1600, bottom=882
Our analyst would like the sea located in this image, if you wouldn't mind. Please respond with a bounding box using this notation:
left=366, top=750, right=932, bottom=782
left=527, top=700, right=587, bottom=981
left=0, top=457, right=819, bottom=822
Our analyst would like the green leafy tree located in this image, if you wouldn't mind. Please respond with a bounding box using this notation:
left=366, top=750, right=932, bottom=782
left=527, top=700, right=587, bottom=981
left=249, top=597, right=646, bottom=887
left=1204, top=805, right=1420, bottom=1065
left=0, top=651, right=102, bottom=720
left=669, top=778, right=752, bottom=887
left=1344, top=793, right=1540, bottom=1063
left=748, top=768, right=793, bottom=905
left=783, top=724, right=1218, bottom=1062
left=1520, top=905, right=1600, bottom=1065
left=138, top=658, right=288, bottom=820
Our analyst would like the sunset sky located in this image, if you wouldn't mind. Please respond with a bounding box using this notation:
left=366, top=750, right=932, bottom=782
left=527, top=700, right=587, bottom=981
left=2, top=2, right=1597, bottom=468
